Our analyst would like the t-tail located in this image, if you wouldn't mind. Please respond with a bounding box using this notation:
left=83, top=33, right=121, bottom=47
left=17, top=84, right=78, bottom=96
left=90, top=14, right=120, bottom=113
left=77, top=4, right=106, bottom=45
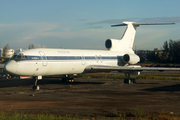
left=105, top=21, right=175, bottom=51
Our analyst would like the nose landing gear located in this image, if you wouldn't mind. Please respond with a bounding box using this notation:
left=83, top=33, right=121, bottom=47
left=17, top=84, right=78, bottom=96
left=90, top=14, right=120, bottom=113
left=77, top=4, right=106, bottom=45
left=32, top=76, right=42, bottom=90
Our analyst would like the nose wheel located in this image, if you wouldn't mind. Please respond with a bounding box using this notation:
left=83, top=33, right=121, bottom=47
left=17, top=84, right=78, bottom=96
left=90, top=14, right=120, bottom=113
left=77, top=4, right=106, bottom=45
left=32, top=84, right=40, bottom=90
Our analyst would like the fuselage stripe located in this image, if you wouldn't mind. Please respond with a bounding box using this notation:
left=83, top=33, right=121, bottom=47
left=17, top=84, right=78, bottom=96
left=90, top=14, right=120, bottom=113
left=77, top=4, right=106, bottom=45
left=13, top=55, right=119, bottom=61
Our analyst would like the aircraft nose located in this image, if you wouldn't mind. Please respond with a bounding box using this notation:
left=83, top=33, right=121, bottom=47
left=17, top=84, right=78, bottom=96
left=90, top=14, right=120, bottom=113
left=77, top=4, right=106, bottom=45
left=4, top=60, right=18, bottom=74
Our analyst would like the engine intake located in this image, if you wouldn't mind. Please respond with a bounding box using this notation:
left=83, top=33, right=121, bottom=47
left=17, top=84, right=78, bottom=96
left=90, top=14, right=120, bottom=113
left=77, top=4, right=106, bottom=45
left=122, top=54, right=140, bottom=65
left=105, top=39, right=122, bottom=51
left=105, top=39, right=112, bottom=49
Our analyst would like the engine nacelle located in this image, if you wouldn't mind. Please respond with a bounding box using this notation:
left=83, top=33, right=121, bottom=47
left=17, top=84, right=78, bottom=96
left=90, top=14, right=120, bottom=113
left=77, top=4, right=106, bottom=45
left=122, top=54, right=140, bottom=65
left=105, top=39, right=122, bottom=51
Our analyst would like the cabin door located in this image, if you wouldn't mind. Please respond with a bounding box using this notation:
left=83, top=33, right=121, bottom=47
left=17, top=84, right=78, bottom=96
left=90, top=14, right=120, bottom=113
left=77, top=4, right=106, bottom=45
left=39, top=51, right=47, bottom=66
left=81, top=55, right=86, bottom=65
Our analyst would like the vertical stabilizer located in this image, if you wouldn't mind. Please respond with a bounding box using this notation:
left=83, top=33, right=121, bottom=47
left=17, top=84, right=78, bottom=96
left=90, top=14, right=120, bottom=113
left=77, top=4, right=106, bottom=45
left=120, top=22, right=138, bottom=49
left=110, top=21, right=175, bottom=51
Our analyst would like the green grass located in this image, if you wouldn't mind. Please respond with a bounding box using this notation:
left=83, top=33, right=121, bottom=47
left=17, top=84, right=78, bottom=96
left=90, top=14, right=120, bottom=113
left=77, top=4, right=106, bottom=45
left=0, top=111, right=179, bottom=120
left=76, top=73, right=180, bottom=80
left=0, top=113, right=85, bottom=120
left=134, top=106, right=144, bottom=118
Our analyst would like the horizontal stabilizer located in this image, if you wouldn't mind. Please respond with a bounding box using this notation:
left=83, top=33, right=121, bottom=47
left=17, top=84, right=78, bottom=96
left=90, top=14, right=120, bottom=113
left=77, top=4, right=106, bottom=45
left=111, top=22, right=176, bottom=27
left=111, top=23, right=127, bottom=27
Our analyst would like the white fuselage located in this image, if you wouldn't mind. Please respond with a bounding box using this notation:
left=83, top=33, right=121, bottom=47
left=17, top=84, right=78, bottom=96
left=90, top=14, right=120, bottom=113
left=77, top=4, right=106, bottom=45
left=5, top=48, right=133, bottom=76
left=5, top=21, right=171, bottom=77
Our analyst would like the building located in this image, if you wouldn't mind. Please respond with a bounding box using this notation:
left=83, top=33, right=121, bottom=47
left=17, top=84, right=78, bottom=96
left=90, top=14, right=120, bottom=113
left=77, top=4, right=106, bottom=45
left=0, top=48, right=14, bottom=59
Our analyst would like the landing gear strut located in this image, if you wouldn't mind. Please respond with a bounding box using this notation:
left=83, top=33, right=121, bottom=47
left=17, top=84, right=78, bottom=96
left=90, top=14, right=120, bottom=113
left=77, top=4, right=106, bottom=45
left=32, top=76, right=42, bottom=90
left=124, top=72, right=136, bottom=84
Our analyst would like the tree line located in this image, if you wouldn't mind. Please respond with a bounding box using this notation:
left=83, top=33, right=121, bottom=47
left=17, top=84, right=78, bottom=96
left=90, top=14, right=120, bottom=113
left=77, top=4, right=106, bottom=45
left=137, top=39, right=180, bottom=64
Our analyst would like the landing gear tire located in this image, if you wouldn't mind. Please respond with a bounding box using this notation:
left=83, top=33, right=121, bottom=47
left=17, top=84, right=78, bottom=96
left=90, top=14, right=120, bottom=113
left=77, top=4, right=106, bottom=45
left=124, top=79, right=131, bottom=84
left=32, top=85, right=40, bottom=90
left=68, top=77, right=74, bottom=82
left=124, top=79, right=136, bottom=84
left=62, top=76, right=75, bottom=83
left=6, top=74, right=11, bottom=79
left=32, top=76, right=40, bottom=90
left=131, top=79, right=136, bottom=84
left=124, top=72, right=137, bottom=84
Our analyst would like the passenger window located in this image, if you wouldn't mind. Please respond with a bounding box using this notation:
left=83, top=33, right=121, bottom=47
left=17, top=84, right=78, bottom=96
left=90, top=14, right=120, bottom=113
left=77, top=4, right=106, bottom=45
left=42, top=56, right=46, bottom=60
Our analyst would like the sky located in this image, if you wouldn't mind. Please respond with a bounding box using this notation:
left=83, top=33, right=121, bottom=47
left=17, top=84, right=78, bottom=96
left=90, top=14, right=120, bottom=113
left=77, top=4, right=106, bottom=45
left=0, top=0, right=180, bottom=50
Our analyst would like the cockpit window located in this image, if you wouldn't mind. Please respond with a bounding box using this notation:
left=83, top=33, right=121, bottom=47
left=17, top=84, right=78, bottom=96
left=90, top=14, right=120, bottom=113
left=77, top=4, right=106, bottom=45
left=11, top=53, right=28, bottom=61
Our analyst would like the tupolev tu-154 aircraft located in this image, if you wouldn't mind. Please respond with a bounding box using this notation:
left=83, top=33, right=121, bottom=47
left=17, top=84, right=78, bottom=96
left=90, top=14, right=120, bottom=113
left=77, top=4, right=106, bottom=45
left=4, top=21, right=180, bottom=90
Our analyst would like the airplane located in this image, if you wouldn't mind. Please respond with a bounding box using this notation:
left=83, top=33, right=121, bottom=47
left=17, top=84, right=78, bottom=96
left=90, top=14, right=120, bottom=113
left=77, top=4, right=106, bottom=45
left=3, top=21, right=180, bottom=90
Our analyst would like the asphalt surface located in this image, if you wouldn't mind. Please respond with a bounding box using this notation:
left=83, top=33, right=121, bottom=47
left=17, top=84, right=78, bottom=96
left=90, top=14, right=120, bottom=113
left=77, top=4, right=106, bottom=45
left=0, top=77, right=180, bottom=117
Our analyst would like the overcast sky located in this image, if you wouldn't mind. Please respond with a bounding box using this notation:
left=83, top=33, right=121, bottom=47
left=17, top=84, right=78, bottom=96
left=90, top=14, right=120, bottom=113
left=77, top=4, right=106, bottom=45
left=0, top=0, right=180, bottom=50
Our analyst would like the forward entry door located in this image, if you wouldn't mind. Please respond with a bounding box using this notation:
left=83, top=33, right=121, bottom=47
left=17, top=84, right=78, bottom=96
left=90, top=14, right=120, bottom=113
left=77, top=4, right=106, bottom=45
left=39, top=51, right=47, bottom=66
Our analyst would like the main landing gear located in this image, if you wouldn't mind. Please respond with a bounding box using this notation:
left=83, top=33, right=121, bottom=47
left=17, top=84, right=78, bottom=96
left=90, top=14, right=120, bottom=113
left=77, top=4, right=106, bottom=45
left=124, top=72, right=136, bottom=84
left=32, top=76, right=42, bottom=90
left=62, top=75, right=75, bottom=83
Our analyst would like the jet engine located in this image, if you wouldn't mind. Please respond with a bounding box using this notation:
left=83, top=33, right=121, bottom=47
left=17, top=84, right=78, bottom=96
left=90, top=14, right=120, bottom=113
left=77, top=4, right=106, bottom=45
left=122, top=54, right=140, bottom=65
left=105, top=39, right=121, bottom=51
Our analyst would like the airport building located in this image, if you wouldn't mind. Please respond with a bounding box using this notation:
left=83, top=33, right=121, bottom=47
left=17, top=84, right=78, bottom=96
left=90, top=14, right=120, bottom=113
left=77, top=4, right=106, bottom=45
left=0, top=48, right=14, bottom=59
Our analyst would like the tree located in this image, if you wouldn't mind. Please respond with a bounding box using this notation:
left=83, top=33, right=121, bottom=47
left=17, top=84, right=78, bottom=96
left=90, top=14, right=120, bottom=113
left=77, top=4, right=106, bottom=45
left=3, top=43, right=10, bottom=57
left=172, top=40, right=180, bottom=63
left=28, top=44, right=35, bottom=49
left=163, top=41, right=169, bottom=52
left=137, top=50, right=145, bottom=63
left=164, top=39, right=180, bottom=63
left=168, top=39, right=174, bottom=63
left=162, top=41, right=169, bottom=62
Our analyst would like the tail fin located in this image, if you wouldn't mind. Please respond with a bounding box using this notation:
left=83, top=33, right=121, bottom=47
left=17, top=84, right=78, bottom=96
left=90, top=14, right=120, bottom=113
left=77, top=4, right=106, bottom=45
left=111, top=21, right=175, bottom=49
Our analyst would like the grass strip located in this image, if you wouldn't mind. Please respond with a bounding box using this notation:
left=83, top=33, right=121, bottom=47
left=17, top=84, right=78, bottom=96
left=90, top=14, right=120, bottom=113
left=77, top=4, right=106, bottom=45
left=0, top=112, right=179, bottom=120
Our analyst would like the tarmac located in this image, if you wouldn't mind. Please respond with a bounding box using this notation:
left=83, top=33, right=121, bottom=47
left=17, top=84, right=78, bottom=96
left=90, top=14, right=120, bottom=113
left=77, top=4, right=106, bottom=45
left=0, top=77, right=180, bottom=117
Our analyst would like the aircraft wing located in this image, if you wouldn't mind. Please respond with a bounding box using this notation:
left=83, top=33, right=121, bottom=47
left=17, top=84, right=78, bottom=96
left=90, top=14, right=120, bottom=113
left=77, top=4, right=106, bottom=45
left=86, top=65, right=180, bottom=72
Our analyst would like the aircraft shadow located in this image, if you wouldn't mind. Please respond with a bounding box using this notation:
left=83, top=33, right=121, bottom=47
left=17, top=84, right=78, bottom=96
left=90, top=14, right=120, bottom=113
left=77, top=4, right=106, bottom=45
left=141, top=84, right=180, bottom=91
left=0, top=78, right=104, bottom=88
left=0, top=79, right=35, bottom=88
left=136, top=83, right=159, bottom=85
left=68, top=81, right=104, bottom=85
